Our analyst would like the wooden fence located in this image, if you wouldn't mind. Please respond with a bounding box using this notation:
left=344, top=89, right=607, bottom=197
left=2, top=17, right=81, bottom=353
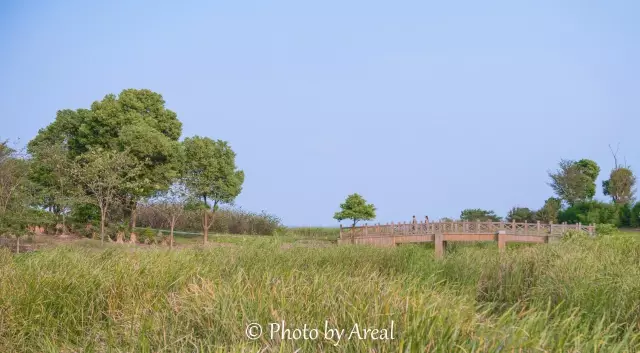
left=338, top=216, right=595, bottom=258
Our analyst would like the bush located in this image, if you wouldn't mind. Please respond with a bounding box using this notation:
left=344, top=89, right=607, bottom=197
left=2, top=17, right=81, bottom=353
left=561, top=229, right=589, bottom=241
left=140, top=227, right=156, bottom=244
left=136, top=206, right=282, bottom=235
left=558, top=201, right=619, bottom=226
left=631, top=202, right=640, bottom=227
left=595, top=223, right=617, bottom=236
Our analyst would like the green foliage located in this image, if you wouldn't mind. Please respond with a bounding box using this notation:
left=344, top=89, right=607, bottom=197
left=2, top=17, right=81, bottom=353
left=182, top=136, right=244, bottom=208
left=0, top=142, right=30, bottom=215
left=333, top=193, right=376, bottom=227
left=603, top=167, right=636, bottom=204
left=548, top=159, right=599, bottom=206
left=28, top=89, right=184, bottom=215
left=72, top=148, right=142, bottom=242
left=27, top=142, right=85, bottom=231
left=595, top=223, right=617, bottom=236
left=68, top=203, right=100, bottom=226
left=558, top=201, right=619, bottom=226
left=631, top=202, right=640, bottom=227
left=460, top=208, right=501, bottom=222
left=575, top=159, right=600, bottom=181
left=140, top=227, right=156, bottom=244
left=535, top=197, right=561, bottom=223
left=506, top=207, right=536, bottom=222
left=616, top=203, right=633, bottom=227
left=561, top=229, right=590, bottom=241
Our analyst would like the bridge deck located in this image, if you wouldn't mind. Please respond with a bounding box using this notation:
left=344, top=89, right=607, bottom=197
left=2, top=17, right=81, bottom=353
left=338, top=218, right=595, bottom=257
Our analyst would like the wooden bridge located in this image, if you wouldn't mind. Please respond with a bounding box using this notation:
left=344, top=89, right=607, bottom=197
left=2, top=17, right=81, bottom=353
left=338, top=216, right=595, bottom=257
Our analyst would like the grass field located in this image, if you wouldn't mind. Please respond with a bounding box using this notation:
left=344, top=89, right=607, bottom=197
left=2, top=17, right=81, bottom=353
left=0, top=233, right=639, bottom=352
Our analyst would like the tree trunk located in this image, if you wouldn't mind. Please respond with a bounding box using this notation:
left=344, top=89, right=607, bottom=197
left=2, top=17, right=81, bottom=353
left=170, top=221, right=175, bottom=250
left=100, top=207, right=106, bottom=244
left=203, top=209, right=208, bottom=244
left=62, top=213, right=67, bottom=235
left=129, top=201, right=138, bottom=244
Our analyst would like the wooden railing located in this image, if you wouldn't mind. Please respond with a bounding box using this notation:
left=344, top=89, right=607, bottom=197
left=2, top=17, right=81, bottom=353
left=339, top=217, right=595, bottom=239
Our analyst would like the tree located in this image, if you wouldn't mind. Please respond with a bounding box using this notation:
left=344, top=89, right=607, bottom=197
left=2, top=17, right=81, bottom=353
left=333, top=193, right=376, bottom=227
left=0, top=140, right=37, bottom=252
left=535, top=197, right=562, bottom=223
left=28, top=89, right=183, bottom=234
left=459, top=209, right=501, bottom=222
left=28, top=141, right=84, bottom=233
left=147, top=182, right=189, bottom=249
left=72, top=148, right=141, bottom=243
left=0, top=141, right=29, bottom=215
left=548, top=159, right=599, bottom=206
left=506, top=207, right=536, bottom=222
left=182, top=137, right=244, bottom=243
left=603, top=168, right=636, bottom=204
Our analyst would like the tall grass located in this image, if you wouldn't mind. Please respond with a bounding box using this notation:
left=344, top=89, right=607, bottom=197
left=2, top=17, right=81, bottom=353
left=136, top=206, right=283, bottom=236
left=0, top=235, right=639, bottom=352
left=286, top=227, right=340, bottom=240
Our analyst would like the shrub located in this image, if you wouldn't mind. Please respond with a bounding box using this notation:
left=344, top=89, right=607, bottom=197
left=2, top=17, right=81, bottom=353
left=558, top=201, right=619, bottom=226
left=140, top=227, right=156, bottom=244
left=595, top=223, right=617, bottom=236
left=631, top=202, right=640, bottom=227
left=561, top=229, right=589, bottom=241
left=136, top=206, right=282, bottom=235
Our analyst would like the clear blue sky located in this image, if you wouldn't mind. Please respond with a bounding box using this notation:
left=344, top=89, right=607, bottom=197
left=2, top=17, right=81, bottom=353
left=1, top=0, right=639, bottom=226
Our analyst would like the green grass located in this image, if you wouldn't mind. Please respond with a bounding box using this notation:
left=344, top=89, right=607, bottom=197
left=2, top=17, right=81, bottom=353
left=136, top=226, right=341, bottom=245
left=0, top=235, right=639, bottom=352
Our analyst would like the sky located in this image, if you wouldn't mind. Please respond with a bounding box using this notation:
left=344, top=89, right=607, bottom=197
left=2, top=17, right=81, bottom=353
left=1, top=0, right=639, bottom=227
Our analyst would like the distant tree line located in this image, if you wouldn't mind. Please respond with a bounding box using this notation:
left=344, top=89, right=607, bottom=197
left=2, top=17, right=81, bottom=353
left=454, top=155, right=637, bottom=227
left=0, top=89, right=282, bottom=247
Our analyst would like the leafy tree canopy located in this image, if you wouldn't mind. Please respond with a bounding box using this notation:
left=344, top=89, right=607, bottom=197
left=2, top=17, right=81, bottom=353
left=460, top=208, right=501, bottom=222
left=333, top=193, right=376, bottom=227
left=182, top=136, right=244, bottom=209
left=603, top=167, right=636, bottom=204
left=506, top=207, right=536, bottom=222
left=535, top=197, right=562, bottom=223
left=548, top=159, right=599, bottom=206
left=28, top=89, right=183, bottom=200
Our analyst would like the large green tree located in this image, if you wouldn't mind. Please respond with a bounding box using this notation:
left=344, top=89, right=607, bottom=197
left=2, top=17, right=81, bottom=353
left=548, top=159, right=600, bottom=206
left=333, top=193, right=376, bottom=227
left=182, top=137, right=244, bottom=243
left=28, top=89, right=183, bottom=232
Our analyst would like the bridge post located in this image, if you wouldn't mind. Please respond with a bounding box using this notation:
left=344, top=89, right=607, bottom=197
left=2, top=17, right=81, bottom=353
left=435, top=232, right=446, bottom=259
left=536, top=221, right=541, bottom=236
left=497, top=230, right=507, bottom=252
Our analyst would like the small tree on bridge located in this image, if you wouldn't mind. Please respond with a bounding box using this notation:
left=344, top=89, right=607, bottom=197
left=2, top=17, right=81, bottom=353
left=334, top=193, right=376, bottom=228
